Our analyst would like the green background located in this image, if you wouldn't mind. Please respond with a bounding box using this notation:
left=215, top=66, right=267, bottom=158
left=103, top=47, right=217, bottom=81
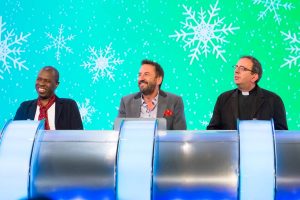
left=1, top=0, right=299, bottom=130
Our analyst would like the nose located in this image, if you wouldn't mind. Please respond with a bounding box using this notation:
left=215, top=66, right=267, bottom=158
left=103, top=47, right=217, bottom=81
left=39, top=80, right=45, bottom=85
left=138, top=74, right=145, bottom=81
left=234, top=67, right=240, bottom=74
left=37, top=79, right=46, bottom=86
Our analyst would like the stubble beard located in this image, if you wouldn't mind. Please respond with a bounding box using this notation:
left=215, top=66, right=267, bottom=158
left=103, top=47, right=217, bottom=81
left=139, top=82, right=156, bottom=96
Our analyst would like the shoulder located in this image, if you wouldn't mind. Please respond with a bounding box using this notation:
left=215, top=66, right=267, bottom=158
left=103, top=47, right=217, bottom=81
left=160, top=90, right=182, bottom=100
left=218, top=89, right=236, bottom=99
left=259, top=87, right=282, bottom=100
left=56, top=97, right=78, bottom=105
left=121, top=92, right=141, bottom=101
left=19, top=99, right=37, bottom=107
left=212, top=89, right=237, bottom=106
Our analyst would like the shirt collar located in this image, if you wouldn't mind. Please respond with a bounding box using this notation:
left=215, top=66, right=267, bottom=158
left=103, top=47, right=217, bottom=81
left=141, top=92, right=159, bottom=106
left=239, top=85, right=258, bottom=96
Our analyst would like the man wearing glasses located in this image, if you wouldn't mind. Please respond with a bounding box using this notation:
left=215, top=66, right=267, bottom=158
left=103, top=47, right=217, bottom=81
left=207, top=55, right=288, bottom=130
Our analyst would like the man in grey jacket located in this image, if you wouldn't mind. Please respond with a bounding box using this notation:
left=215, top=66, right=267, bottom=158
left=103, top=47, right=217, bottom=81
left=117, top=59, right=186, bottom=130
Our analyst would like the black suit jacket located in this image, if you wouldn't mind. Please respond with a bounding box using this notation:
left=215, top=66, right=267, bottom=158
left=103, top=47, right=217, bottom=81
left=14, top=97, right=83, bottom=130
left=207, top=86, right=288, bottom=130
left=118, top=90, right=187, bottom=130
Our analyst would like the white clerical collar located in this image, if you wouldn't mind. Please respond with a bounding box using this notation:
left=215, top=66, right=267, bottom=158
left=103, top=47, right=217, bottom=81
left=242, top=91, right=249, bottom=96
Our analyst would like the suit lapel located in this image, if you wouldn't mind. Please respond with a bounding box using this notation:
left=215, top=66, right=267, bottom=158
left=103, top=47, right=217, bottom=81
left=157, top=91, right=167, bottom=118
left=28, top=100, right=38, bottom=120
left=132, top=96, right=141, bottom=118
left=231, top=90, right=239, bottom=120
left=252, top=86, right=264, bottom=119
left=55, top=97, right=62, bottom=125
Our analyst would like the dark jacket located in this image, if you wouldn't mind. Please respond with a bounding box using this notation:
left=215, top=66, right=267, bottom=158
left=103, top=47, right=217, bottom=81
left=14, top=97, right=83, bottom=130
left=118, top=90, right=187, bottom=130
left=207, top=86, right=288, bottom=130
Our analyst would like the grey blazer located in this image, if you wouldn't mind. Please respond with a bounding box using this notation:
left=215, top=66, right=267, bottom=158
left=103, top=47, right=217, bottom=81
left=118, top=90, right=187, bottom=130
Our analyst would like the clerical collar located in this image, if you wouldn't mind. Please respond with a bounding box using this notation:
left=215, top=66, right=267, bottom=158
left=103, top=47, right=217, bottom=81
left=239, top=85, right=258, bottom=96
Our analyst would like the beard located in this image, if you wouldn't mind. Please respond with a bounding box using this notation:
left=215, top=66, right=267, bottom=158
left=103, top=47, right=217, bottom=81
left=139, top=80, right=156, bottom=95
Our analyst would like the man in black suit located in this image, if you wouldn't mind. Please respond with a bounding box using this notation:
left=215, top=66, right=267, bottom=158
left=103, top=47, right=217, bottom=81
left=118, top=59, right=186, bottom=130
left=207, top=55, right=288, bottom=130
left=14, top=66, right=83, bottom=130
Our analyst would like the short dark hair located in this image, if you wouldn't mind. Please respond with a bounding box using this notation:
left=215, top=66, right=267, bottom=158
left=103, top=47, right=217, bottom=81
left=141, top=59, right=164, bottom=88
left=240, top=55, right=262, bottom=83
left=41, top=66, right=60, bottom=83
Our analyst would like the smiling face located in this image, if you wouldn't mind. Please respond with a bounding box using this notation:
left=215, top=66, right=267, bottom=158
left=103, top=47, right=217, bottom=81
left=234, top=58, right=258, bottom=91
left=35, top=69, right=59, bottom=100
left=138, top=64, right=162, bottom=96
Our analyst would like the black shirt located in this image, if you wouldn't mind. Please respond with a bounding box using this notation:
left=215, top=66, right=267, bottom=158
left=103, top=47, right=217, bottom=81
left=238, top=86, right=258, bottom=120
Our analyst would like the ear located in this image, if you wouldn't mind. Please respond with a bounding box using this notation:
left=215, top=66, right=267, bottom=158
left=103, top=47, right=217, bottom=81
left=251, top=73, right=259, bottom=83
left=156, top=76, right=162, bottom=86
left=55, top=82, right=59, bottom=88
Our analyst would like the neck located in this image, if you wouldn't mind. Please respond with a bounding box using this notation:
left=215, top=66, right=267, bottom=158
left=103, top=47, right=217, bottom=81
left=142, top=90, right=159, bottom=103
left=38, top=95, right=55, bottom=106
left=238, top=84, right=256, bottom=92
left=40, top=99, right=50, bottom=106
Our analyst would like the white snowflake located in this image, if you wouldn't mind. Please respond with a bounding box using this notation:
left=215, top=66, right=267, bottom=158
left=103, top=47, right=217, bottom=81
left=281, top=28, right=300, bottom=71
left=253, top=0, right=294, bottom=25
left=43, top=24, right=75, bottom=61
left=199, top=111, right=213, bottom=128
left=78, top=98, right=96, bottom=124
left=0, top=16, right=30, bottom=79
left=200, top=120, right=209, bottom=127
left=170, top=1, right=239, bottom=65
left=81, top=43, right=123, bottom=83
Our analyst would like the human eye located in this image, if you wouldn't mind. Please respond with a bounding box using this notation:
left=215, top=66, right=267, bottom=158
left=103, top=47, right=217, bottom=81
left=240, top=66, right=246, bottom=71
left=36, top=77, right=43, bottom=82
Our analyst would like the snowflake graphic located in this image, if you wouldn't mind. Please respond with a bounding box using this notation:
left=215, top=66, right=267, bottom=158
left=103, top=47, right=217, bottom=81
left=78, top=98, right=96, bottom=124
left=170, top=1, right=239, bottom=65
left=81, top=43, right=123, bottom=83
left=200, top=120, right=209, bottom=127
left=0, top=16, right=30, bottom=79
left=281, top=28, right=300, bottom=71
left=253, top=0, right=294, bottom=25
left=43, top=24, right=75, bottom=61
left=199, top=111, right=213, bottom=128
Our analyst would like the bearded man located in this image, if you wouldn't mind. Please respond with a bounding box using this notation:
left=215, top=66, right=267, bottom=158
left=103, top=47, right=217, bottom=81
left=117, top=59, right=186, bottom=130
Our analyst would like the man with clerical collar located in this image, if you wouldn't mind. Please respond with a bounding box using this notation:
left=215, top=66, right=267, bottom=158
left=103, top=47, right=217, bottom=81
left=14, top=66, right=83, bottom=130
left=117, top=59, right=187, bottom=130
left=207, top=55, right=288, bottom=130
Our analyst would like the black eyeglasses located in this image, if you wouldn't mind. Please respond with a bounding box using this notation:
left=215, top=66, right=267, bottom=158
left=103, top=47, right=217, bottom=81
left=232, top=65, right=256, bottom=73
